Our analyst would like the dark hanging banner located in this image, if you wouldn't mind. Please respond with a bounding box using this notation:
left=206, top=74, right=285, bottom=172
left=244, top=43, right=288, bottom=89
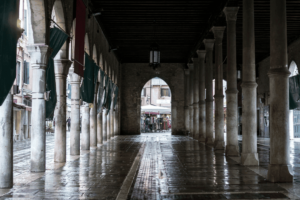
left=80, top=52, right=95, bottom=103
left=289, top=75, right=300, bottom=110
left=105, top=80, right=114, bottom=114
left=113, top=86, right=119, bottom=109
left=74, top=0, right=85, bottom=77
left=102, top=74, right=109, bottom=107
left=46, top=27, right=69, bottom=119
left=97, top=69, right=105, bottom=113
left=0, top=0, right=18, bottom=105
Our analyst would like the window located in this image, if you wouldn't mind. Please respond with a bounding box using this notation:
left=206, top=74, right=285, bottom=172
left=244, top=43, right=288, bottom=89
left=141, top=88, right=146, bottom=96
left=23, top=61, right=29, bottom=84
left=161, top=88, right=170, bottom=97
left=16, top=61, right=21, bottom=86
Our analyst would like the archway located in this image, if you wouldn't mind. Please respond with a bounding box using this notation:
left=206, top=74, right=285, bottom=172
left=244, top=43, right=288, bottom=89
left=289, top=61, right=299, bottom=139
left=140, top=77, right=172, bottom=135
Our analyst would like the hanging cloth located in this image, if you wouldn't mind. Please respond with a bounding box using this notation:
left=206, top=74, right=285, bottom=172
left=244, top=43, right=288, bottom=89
left=102, top=74, right=109, bottom=107
left=105, top=80, right=113, bottom=114
left=80, top=53, right=95, bottom=103
left=113, top=86, right=119, bottom=109
left=289, top=74, right=300, bottom=110
left=0, top=0, right=19, bottom=105
left=46, top=27, right=68, bottom=119
left=97, top=69, right=105, bottom=113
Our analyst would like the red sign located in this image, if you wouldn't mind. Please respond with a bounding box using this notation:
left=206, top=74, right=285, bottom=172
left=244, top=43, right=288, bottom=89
left=74, top=0, right=86, bottom=77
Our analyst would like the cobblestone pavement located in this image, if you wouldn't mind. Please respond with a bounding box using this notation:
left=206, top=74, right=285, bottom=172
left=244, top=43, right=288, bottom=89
left=1, top=133, right=300, bottom=199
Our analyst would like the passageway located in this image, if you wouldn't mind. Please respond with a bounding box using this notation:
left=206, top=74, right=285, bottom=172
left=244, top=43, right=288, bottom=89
left=1, top=134, right=300, bottom=199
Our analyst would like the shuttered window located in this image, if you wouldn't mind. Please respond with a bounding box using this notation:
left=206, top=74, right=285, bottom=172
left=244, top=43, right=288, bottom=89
left=23, top=61, right=29, bottom=84
left=161, top=88, right=170, bottom=97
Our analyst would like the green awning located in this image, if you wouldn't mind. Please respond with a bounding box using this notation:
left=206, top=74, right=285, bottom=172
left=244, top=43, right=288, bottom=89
left=80, top=52, right=95, bottom=103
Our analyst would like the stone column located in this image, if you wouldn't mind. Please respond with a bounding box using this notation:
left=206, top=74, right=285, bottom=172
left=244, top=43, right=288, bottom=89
left=188, top=63, right=194, bottom=138
left=192, top=58, right=199, bottom=140
left=69, top=69, right=81, bottom=155
left=267, top=0, right=293, bottom=182
left=172, top=101, right=178, bottom=134
left=90, top=85, right=98, bottom=149
left=224, top=7, right=240, bottom=156
left=54, top=59, right=72, bottom=162
left=102, top=109, right=107, bottom=142
left=184, top=69, right=190, bottom=134
left=81, top=103, right=90, bottom=151
left=114, top=103, right=119, bottom=136
left=289, top=111, right=294, bottom=140
left=203, top=39, right=215, bottom=145
left=197, top=50, right=206, bottom=142
left=110, top=103, right=114, bottom=138
left=107, top=111, right=110, bottom=140
left=211, top=26, right=226, bottom=150
left=0, top=93, right=13, bottom=188
left=28, top=45, right=51, bottom=172
left=240, top=0, right=259, bottom=166
left=97, top=112, right=102, bottom=147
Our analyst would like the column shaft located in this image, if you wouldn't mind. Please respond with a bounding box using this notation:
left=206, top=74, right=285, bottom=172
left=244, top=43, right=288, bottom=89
left=193, top=58, right=199, bottom=140
left=184, top=69, right=190, bottom=133
left=114, top=104, right=119, bottom=136
left=90, top=85, right=98, bottom=149
left=28, top=45, right=50, bottom=172
left=110, top=104, right=114, bottom=138
left=267, top=0, right=293, bottom=182
left=102, top=109, right=107, bottom=142
left=54, top=60, right=71, bottom=162
left=70, top=72, right=81, bottom=155
left=212, top=27, right=226, bottom=150
left=81, top=104, right=90, bottom=151
left=224, top=7, right=240, bottom=156
left=0, top=93, right=13, bottom=188
left=204, top=39, right=215, bottom=145
left=197, top=50, right=206, bottom=142
left=188, top=63, right=194, bottom=137
left=97, top=112, right=102, bottom=147
left=241, top=0, right=259, bottom=165
left=107, top=111, right=110, bottom=140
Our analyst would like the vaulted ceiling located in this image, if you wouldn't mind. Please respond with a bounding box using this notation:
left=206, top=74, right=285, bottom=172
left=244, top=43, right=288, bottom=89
left=90, top=0, right=300, bottom=66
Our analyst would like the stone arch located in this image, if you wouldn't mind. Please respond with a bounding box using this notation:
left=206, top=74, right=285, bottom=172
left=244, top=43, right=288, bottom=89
left=51, top=0, right=67, bottom=59
left=27, top=0, right=48, bottom=44
left=84, top=33, right=90, bottom=55
left=99, top=54, right=103, bottom=70
left=289, top=60, right=298, bottom=77
left=69, top=19, right=76, bottom=61
left=138, top=76, right=174, bottom=97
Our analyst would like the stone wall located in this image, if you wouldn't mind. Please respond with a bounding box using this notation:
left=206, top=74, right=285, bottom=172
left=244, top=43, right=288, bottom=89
left=120, top=63, right=185, bottom=135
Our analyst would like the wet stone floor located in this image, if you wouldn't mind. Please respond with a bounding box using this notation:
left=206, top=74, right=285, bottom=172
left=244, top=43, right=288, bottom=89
left=1, top=133, right=300, bottom=199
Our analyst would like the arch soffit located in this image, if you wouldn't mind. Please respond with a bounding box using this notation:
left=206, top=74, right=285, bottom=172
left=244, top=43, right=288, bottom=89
left=289, top=60, right=298, bottom=76
left=138, top=76, right=174, bottom=96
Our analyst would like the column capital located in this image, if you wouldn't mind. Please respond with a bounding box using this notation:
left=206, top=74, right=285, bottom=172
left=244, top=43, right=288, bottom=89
left=223, top=7, right=239, bottom=22
left=187, top=63, right=194, bottom=70
left=196, top=50, right=206, bottom=59
left=54, top=59, right=73, bottom=77
left=203, top=39, right=215, bottom=50
left=211, top=26, right=226, bottom=41
left=27, top=44, right=52, bottom=70
left=69, top=67, right=82, bottom=83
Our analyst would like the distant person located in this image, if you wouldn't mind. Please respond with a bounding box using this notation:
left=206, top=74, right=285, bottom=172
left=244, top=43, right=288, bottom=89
left=66, top=117, right=71, bottom=131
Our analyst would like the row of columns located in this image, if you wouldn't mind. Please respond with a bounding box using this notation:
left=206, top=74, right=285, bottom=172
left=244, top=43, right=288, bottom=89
left=185, top=0, right=293, bottom=182
left=0, top=47, right=120, bottom=188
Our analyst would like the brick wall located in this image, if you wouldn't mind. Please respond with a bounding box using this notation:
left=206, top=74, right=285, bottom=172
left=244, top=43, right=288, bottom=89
left=120, top=63, right=185, bottom=135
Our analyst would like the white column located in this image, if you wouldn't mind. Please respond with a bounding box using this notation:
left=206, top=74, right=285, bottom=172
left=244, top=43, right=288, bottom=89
left=90, top=85, right=98, bottom=149
left=184, top=69, right=190, bottom=134
left=54, top=59, right=72, bottom=162
left=69, top=69, right=81, bottom=154
left=224, top=7, right=240, bottom=156
left=81, top=103, right=90, bottom=151
left=192, top=58, right=199, bottom=140
left=267, top=0, right=293, bottom=182
left=28, top=45, right=51, bottom=172
left=188, top=63, right=194, bottom=138
left=289, top=110, right=294, bottom=140
left=0, top=93, right=13, bottom=188
left=102, top=109, right=107, bottom=142
left=197, top=50, right=206, bottom=142
left=107, top=111, right=110, bottom=140
left=114, top=103, right=119, bottom=136
left=211, top=26, right=226, bottom=150
left=97, top=112, right=102, bottom=147
left=110, top=103, right=114, bottom=138
left=241, top=0, right=259, bottom=166
left=203, top=39, right=215, bottom=145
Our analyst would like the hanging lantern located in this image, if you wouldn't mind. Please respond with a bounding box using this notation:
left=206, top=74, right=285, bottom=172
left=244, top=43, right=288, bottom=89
left=149, top=42, right=160, bottom=70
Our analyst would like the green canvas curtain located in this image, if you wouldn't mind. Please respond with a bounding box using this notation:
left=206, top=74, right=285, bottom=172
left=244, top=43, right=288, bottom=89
left=0, top=0, right=18, bottom=105
left=105, top=80, right=113, bottom=114
left=102, top=74, right=109, bottom=107
left=113, top=86, right=119, bottom=109
left=289, top=75, right=300, bottom=110
left=46, top=27, right=68, bottom=119
left=97, top=69, right=105, bottom=113
left=80, top=52, right=95, bottom=103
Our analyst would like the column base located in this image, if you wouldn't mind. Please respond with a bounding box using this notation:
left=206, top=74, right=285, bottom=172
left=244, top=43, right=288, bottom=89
left=199, top=136, right=206, bottom=142
left=214, top=140, right=225, bottom=150
left=225, top=145, right=239, bottom=157
left=97, top=144, right=102, bottom=148
left=90, top=146, right=97, bottom=149
left=240, top=153, right=259, bottom=166
left=206, top=138, right=214, bottom=145
left=267, top=164, right=293, bottom=183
